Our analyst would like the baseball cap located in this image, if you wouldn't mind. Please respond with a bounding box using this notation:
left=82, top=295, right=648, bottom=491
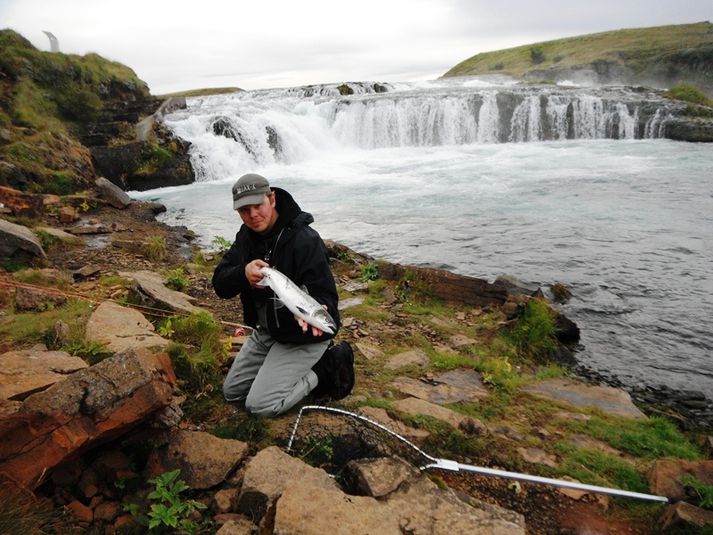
left=232, top=173, right=271, bottom=210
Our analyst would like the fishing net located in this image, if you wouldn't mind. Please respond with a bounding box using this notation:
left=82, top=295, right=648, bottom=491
left=284, top=405, right=668, bottom=503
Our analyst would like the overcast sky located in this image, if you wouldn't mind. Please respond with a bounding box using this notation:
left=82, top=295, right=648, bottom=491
left=1, top=0, right=710, bottom=94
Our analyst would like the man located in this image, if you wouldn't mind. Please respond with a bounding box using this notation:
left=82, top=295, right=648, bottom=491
left=212, top=173, right=353, bottom=418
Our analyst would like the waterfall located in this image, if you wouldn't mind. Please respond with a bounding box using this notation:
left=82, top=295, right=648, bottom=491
left=162, top=81, right=674, bottom=182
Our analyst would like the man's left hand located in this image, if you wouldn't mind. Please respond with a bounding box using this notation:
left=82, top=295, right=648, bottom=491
left=296, top=316, right=323, bottom=336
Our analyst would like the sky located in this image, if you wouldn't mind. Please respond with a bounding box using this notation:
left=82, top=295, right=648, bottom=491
left=1, top=0, right=710, bottom=94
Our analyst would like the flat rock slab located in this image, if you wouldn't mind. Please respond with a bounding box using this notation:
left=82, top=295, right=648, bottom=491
left=354, top=342, right=384, bottom=361
left=449, top=333, right=478, bottom=347
left=517, top=447, right=558, bottom=468
left=85, top=301, right=169, bottom=353
left=393, top=397, right=486, bottom=435
left=145, top=429, right=249, bottom=490
left=648, top=459, right=713, bottom=501
left=347, top=457, right=419, bottom=498
left=357, top=406, right=430, bottom=443
left=522, top=378, right=645, bottom=419
left=385, top=349, right=429, bottom=370
left=393, top=368, right=488, bottom=405
left=338, top=296, right=364, bottom=311
left=35, top=226, right=83, bottom=242
left=0, top=348, right=88, bottom=401
left=120, top=270, right=204, bottom=314
left=0, top=217, right=45, bottom=259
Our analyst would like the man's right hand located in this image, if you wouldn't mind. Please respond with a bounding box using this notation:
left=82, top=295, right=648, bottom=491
left=245, top=259, right=269, bottom=287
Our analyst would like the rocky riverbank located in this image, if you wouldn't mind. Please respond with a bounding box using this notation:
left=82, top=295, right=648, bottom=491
left=1, top=184, right=713, bottom=534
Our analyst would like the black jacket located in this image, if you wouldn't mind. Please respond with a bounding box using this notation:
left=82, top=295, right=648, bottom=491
left=212, top=188, right=340, bottom=344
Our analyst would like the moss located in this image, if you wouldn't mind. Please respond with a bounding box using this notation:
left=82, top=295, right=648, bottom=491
left=664, top=83, right=713, bottom=107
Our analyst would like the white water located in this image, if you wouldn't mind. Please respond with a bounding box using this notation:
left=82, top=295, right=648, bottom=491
left=134, top=79, right=713, bottom=395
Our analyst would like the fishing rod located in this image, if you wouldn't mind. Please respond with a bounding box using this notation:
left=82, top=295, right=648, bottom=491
left=288, top=405, right=669, bottom=503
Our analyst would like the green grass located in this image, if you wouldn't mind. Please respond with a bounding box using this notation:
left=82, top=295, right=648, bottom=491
left=554, top=442, right=649, bottom=493
left=429, top=349, right=478, bottom=371
left=566, top=415, right=702, bottom=460
left=664, top=83, right=713, bottom=107
left=444, top=21, right=713, bottom=78
left=140, top=235, right=168, bottom=261
left=504, top=299, right=557, bottom=359
left=0, top=298, right=91, bottom=346
left=156, top=87, right=242, bottom=98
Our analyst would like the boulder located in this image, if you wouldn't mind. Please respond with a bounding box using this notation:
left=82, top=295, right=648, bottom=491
left=95, top=177, right=131, bottom=209
left=0, top=348, right=176, bottom=489
left=379, top=263, right=507, bottom=307
left=0, top=186, right=44, bottom=218
left=0, top=217, right=46, bottom=261
left=659, top=501, right=713, bottom=531
left=119, top=270, right=205, bottom=315
left=145, top=429, right=249, bottom=490
left=85, top=301, right=169, bottom=353
left=0, top=347, right=88, bottom=401
left=346, top=456, right=419, bottom=497
left=14, top=286, right=67, bottom=311
left=385, top=349, right=429, bottom=370
left=648, top=459, right=713, bottom=501
left=523, top=378, right=645, bottom=419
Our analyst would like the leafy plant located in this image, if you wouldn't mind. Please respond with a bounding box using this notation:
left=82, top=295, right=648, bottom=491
left=62, top=340, right=113, bottom=365
left=210, top=235, right=233, bottom=254
left=360, top=262, right=379, bottom=282
left=145, top=469, right=206, bottom=532
left=299, top=436, right=334, bottom=468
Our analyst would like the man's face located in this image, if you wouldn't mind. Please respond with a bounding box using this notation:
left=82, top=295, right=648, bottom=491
left=238, top=193, right=278, bottom=234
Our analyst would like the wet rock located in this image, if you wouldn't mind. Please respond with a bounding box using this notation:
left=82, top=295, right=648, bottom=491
left=85, top=301, right=169, bottom=353
left=550, top=282, right=572, bottom=303
left=494, top=275, right=543, bottom=297
left=145, top=429, right=249, bottom=490
left=0, top=348, right=176, bottom=488
left=0, top=347, right=88, bottom=401
left=0, top=217, right=46, bottom=261
left=523, top=378, right=645, bottom=419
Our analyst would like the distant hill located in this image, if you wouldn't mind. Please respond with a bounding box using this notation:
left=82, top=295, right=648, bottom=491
left=443, top=21, right=713, bottom=96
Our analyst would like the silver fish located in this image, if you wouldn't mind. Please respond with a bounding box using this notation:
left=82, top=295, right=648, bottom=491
left=257, top=266, right=337, bottom=335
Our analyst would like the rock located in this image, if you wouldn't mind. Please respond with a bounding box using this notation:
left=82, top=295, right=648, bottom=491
left=493, top=275, right=542, bottom=297
left=14, top=286, right=67, bottom=311
left=569, top=434, right=632, bottom=463
left=357, top=406, right=430, bottom=442
left=346, top=457, right=419, bottom=497
left=379, top=263, right=507, bottom=307
left=0, top=186, right=44, bottom=218
left=0, top=348, right=176, bottom=489
left=338, top=296, right=364, bottom=310
left=355, top=341, right=384, bottom=361
left=66, top=500, right=93, bottom=523
left=550, top=282, right=572, bottom=303
left=213, top=488, right=241, bottom=514
left=393, top=397, right=487, bottom=435
left=34, top=226, right=83, bottom=243
left=393, top=369, right=488, bottom=405
left=557, top=476, right=588, bottom=500
left=238, top=446, right=337, bottom=522
left=385, top=349, right=429, bottom=370
left=648, top=459, right=713, bottom=501
left=448, top=333, right=478, bottom=347
left=659, top=501, right=713, bottom=530
left=119, top=270, right=205, bottom=314
left=215, top=516, right=257, bottom=535
left=85, top=300, right=169, bottom=353
left=523, top=378, right=645, bottom=419
left=145, top=429, right=249, bottom=490
left=0, top=347, right=88, bottom=401
left=517, top=447, right=558, bottom=468
left=95, top=177, right=132, bottom=209
left=0, top=217, right=46, bottom=261
left=72, top=265, right=101, bottom=281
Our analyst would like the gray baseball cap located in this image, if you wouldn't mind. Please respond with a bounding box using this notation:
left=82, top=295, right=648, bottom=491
left=232, top=173, right=271, bottom=210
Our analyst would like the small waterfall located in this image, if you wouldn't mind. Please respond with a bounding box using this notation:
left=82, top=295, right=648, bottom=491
left=161, top=81, right=674, bottom=182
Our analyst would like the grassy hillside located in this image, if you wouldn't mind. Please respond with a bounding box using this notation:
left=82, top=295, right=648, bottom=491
left=444, top=21, right=713, bottom=87
left=0, top=29, right=151, bottom=193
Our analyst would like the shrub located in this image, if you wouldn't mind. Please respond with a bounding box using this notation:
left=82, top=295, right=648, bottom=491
left=210, top=235, right=233, bottom=254
left=360, top=262, right=379, bottom=282
left=530, top=46, right=546, bottom=65
left=164, top=267, right=189, bottom=291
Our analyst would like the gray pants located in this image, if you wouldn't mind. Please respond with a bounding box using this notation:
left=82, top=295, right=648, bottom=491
left=223, top=327, right=329, bottom=418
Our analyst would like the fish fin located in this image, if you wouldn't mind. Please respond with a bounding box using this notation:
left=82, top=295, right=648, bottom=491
left=296, top=305, right=309, bottom=315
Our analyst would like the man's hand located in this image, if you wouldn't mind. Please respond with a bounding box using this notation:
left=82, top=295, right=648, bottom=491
left=296, top=316, right=323, bottom=337
left=245, top=259, right=269, bottom=287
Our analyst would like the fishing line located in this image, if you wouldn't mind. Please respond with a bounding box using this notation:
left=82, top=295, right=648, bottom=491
left=287, top=405, right=669, bottom=503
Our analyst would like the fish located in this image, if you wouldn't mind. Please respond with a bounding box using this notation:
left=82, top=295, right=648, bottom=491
left=256, top=266, right=337, bottom=335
